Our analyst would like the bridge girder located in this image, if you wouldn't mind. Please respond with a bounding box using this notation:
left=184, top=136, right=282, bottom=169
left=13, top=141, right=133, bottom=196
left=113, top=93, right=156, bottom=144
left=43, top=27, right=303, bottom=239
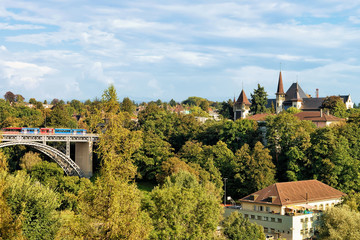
left=0, top=141, right=85, bottom=177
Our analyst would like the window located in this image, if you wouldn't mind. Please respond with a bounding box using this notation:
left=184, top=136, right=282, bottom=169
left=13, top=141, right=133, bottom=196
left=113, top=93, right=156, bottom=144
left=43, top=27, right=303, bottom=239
left=266, top=206, right=270, bottom=212
left=271, top=218, right=275, bottom=222
left=300, top=219, right=304, bottom=223
left=254, top=205, right=257, bottom=211
left=244, top=214, right=249, bottom=218
left=251, top=215, right=255, bottom=219
left=271, top=228, right=275, bottom=233
left=320, top=204, right=323, bottom=210
left=264, top=227, right=268, bottom=233
left=300, top=229, right=304, bottom=235
left=257, top=216, right=262, bottom=220
left=259, top=206, right=264, bottom=211
left=278, top=218, right=282, bottom=223
left=305, top=229, right=309, bottom=234
left=310, top=228, right=313, bottom=233
left=263, top=216, right=269, bottom=221
left=305, top=218, right=308, bottom=222
left=310, top=217, right=314, bottom=221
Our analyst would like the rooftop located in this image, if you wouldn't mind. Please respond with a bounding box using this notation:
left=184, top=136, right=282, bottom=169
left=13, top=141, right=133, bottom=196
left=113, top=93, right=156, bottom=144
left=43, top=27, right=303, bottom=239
left=239, top=180, right=346, bottom=206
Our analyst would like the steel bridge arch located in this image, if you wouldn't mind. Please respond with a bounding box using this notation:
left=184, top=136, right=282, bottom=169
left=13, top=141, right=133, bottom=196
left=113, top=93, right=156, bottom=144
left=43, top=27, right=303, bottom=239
left=0, top=141, right=84, bottom=177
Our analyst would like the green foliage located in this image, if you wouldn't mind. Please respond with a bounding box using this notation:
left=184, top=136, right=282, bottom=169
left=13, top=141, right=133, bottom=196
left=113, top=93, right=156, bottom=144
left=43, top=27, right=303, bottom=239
left=101, top=84, right=120, bottom=115
left=121, top=97, right=136, bottom=114
left=182, top=96, right=207, bottom=106
left=78, top=176, right=152, bottom=239
left=197, top=119, right=259, bottom=152
left=48, top=103, right=77, bottom=128
left=145, top=171, right=222, bottom=239
left=19, top=151, right=42, bottom=171
left=28, top=161, right=64, bottom=189
left=231, top=142, right=276, bottom=197
left=310, top=127, right=360, bottom=193
left=318, top=205, right=360, bottom=240
left=321, top=96, right=348, bottom=118
left=219, top=99, right=234, bottom=119
left=250, top=84, right=268, bottom=114
left=0, top=175, right=24, bottom=239
left=169, top=99, right=177, bottom=107
left=287, top=106, right=301, bottom=114
left=222, top=211, right=265, bottom=240
left=134, top=131, right=174, bottom=181
left=266, top=112, right=315, bottom=181
left=3, top=171, right=60, bottom=240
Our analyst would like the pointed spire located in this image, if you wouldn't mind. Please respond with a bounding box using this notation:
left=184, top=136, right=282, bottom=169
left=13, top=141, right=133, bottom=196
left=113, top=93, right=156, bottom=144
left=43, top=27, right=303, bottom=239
left=292, top=82, right=302, bottom=101
left=236, top=89, right=251, bottom=106
left=276, top=71, right=285, bottom=95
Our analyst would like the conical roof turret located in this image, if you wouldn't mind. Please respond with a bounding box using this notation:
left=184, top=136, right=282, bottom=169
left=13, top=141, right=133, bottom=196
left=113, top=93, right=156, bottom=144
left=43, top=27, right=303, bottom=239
left=276, top=71, right=285, bottom=95
left=236, top=89, right=251, bottom=106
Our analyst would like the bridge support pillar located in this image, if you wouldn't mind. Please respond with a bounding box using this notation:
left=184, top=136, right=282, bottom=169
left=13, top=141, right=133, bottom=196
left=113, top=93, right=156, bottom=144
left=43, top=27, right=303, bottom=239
left=75, top=142, right=93, bottom=178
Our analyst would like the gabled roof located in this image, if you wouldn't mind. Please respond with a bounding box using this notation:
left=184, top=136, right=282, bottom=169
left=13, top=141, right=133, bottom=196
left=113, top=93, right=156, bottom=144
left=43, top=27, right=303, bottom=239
left=239, top=180, right=346, bottom=206
left=276, top=71, right=285, bottom=95
left=340, top=95, right=351, bottom=103
left=301, top=98, right=325, bottom=110
left=236, top=89, right=251, bottom=106
left=285, top=83, right=308, bottom=102
left=295, top=111, right=345, bottom=122
left=247, top=113, right=274, bottom=121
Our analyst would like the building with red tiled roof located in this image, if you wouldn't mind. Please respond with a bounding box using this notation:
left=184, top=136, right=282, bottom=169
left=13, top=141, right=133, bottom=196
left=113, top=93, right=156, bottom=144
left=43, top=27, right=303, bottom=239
left=226, top=180, right=345, bottom=240
left=233, top=89, right=251, bottom=120
left=294, top=111, right=345, bottom=128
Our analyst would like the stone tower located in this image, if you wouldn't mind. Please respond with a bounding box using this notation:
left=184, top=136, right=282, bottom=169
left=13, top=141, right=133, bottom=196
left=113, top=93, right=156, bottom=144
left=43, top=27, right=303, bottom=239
left=233, top=89, right=251, bottom=120
left=275, top=71, right=286, bottom=113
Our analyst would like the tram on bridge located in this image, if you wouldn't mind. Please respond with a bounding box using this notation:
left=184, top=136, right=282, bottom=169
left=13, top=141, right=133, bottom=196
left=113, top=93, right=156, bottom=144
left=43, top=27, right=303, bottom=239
left=2, top=127, right=87, bottom=135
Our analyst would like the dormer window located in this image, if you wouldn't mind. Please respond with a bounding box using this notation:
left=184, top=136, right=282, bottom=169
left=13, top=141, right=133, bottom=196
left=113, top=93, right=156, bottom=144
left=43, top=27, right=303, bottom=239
left=268, top=196, right=277, bottom=203
left=250, top=194, right=259, bottom=201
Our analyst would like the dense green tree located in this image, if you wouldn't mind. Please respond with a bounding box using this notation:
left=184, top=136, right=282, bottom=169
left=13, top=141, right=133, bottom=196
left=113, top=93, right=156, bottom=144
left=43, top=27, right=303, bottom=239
left=232, top=142, right=276, bottom=197
left=199, top=99, right=210, bottom=112
left=0, top=175, right=25, bottom=240
left=287, top=106, right=301, bottom=114
left=182, top=96, right=206, bottom=106
left=145, top=171, right=222, bottom=239
left=4, top=91, right=16, bottom=103
left=29, top=98, right=37, bottom=105
left=318, top=205, right=360, bottom=240
left=222, top=212, right=265, bottom=240
left=19, top=151, right=42, bottom=171
left=121, top=97, right=136, bottom=114
left=169, top=99, right=177, bottom=107
left=321, top=96, right=348, bottom=118
left=219, top=99, right=234, bottom=119
left=196, top=119, right=259, bottom=152
left=48, top=103, right=77, bottom=128
left=310, top=127, right=360, bottom=193
left=3, top=171, right=60, bottom=240
left=266, top=112, right=315, bottom=181
left=134, top=131, right=174, bottom=181
left=156, top=157, right=198, bottom=184
left=250, top=84, right=268, bottom=114
left=78, top=176, right=152, bottom=239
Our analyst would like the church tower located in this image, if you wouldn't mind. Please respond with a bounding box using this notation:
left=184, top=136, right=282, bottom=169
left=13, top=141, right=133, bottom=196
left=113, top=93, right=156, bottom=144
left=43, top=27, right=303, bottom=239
left=233, top=89, right=251, bottom=120
left=275, top=71, right=286, bottom=113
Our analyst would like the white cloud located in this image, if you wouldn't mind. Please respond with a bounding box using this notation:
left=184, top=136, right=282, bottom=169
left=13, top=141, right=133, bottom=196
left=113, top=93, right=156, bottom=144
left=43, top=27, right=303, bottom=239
left=0, top=23, right=44, bottom=30
left=1, top=61, right=55, bottom=89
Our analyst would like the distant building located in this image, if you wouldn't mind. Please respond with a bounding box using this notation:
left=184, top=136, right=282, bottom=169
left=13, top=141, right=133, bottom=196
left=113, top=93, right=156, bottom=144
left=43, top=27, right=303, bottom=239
left=227, top=180, right=346, bottom=240
left=234, top=71, right=354, bottom=120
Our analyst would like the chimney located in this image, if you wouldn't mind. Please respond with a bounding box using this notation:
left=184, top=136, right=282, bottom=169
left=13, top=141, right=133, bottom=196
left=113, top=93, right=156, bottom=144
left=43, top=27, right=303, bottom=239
left=316, top=88, right=319, bottom=98
left=320, top=109, right=323, bottom=118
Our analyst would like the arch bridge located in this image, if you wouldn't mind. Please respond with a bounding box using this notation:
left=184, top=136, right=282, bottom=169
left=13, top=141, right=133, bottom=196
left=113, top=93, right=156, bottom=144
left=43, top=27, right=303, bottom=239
left=0, top=133, right=99, bottom=177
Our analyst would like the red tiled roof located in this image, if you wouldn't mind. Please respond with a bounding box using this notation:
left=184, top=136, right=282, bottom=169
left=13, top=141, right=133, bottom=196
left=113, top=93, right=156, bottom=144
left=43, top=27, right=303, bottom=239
left=276, top=71, right=285, bottom=95
left=247, top=113, right=274, bottom=121
left=294, top=111, right=345, bottom=122
left=240, top=180, right=346, bottom=206
left=236, top=89, right=251, bottom=106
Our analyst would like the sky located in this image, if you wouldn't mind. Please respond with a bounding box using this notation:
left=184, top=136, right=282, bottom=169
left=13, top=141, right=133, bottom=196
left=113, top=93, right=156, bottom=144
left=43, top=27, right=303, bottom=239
left=1, top=0, right=360, bottom=103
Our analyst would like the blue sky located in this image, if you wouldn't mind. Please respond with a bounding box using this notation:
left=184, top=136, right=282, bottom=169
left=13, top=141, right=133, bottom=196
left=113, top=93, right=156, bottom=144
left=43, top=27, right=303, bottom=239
left=1, top=0, right=360, bottom=103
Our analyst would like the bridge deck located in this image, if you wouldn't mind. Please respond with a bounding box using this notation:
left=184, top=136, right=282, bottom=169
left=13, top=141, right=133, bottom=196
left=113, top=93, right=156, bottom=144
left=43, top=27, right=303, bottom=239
left=1, top=133, right=99, bottom=142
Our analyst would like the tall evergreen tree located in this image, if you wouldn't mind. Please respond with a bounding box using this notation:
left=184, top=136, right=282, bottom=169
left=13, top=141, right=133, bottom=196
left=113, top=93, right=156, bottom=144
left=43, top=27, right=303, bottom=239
left=250, top=84, right=268, bottom=114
